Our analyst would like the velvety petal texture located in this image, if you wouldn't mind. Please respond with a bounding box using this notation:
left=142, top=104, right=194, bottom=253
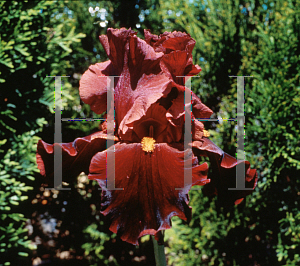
left=116, top=72, right=173, bottom=138
left=88, top=142, right=209, bottom=245
left=192, top=138, right=258, bottom=207
left=127, top=102, right=175, bottom=143
left=36, top=131, right=113, bottom=186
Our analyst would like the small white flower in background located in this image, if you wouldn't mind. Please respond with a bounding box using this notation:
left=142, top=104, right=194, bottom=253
left=99, top=8, right=107, bottom=20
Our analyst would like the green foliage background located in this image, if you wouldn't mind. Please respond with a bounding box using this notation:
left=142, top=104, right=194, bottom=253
left=0, top=0, right=299, bottom=265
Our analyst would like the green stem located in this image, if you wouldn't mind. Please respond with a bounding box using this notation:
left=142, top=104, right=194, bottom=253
left=152, top=234, right=167, bottom=266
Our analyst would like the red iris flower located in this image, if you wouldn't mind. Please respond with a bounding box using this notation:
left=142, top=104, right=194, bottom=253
left=36, top=28, right=257, bottom=245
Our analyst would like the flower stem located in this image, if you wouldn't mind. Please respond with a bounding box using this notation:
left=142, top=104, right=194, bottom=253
left=152, top=234, right=167, bottom=266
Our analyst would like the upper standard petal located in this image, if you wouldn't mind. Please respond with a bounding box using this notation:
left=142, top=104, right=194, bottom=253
left=79, top=61, right=116, bottom=114
left=80, top=28, right=204, bottom=124
left=116, top=71, right=173, bottom=138
left=99, top=28, right=137, bottom=73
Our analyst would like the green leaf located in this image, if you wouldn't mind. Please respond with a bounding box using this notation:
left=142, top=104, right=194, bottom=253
left=0, top=59, right=14, bottom=68
left=18, top=252, right=29, bottom=257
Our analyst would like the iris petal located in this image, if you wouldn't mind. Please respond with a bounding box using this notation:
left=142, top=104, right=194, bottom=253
left=36, top=131, right=112, bottom=186
left=80, top=28, right=210, bottom=142
left=144, top=30, right=194, bottom=54
left=89, top=142, right=209, bottom=245
left=127, top=103, right=168, bottom=142
left=192, top=138, right=258, bottom=207
left=117, top=72, right=173, bottom=137
left=99, top=28, right=136, bottom=73
left=79, top=61, right=116, bottom=114
left=160, top=51, right=195, bottom=85
left=191, top=91, right=214, bottom=119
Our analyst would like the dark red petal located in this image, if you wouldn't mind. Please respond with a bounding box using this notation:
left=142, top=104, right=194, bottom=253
left=98, top=34, right=110, bottom=59
left=144, top=29, right=159, bottom=46
left=100, top=28, right=163, bottom=90
left=99, top=28, right=137, bottom=73
left=161, top=31, right=191, bottom=39
left=184, top=57, right=202, bottom=76
left=192, top=91, right=214, bottom=118
left=162, top=86, right=211, bottom=118
left=36, top=131, right=113, bottom=186
left=162, top=36, right=195, bottom=54
left=164, top=90, right=185, bottom=141
left=166, top=89, right=211, bottom=131
left=146, top=30, right=193, bottom=53
left=160, top=51, right=190, bottom=85
left=116, top=72, right=172, bottom=137
left=121, top=94, right=184, bottom=143
left=79, top=61, right=116, bottom=114
left=88, top=143, right=209, bottom=245
left=160, top=50, right=202, bottom=86
left=192, top=116, right=205, bottom=141
left=121, top=87, right=207, bottom=144
left=127, top=36, right=163, bottom=90
left=124, top=103, right=168, bottom=142
left=192, top=138, right=258, bottom=207
left=95, top=28, right=175, bottom=135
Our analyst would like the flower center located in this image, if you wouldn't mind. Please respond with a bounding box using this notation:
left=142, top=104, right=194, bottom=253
left=141, top=137, right=156, bottom=152
left=141, top=125, right=156, bottom=152
left=203, top=130, right=210, bottom=137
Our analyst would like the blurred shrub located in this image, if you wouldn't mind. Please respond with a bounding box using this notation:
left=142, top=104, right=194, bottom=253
left=0, top=0, right=86, bottom=264
left=0, top=123, right=45, bottom=265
